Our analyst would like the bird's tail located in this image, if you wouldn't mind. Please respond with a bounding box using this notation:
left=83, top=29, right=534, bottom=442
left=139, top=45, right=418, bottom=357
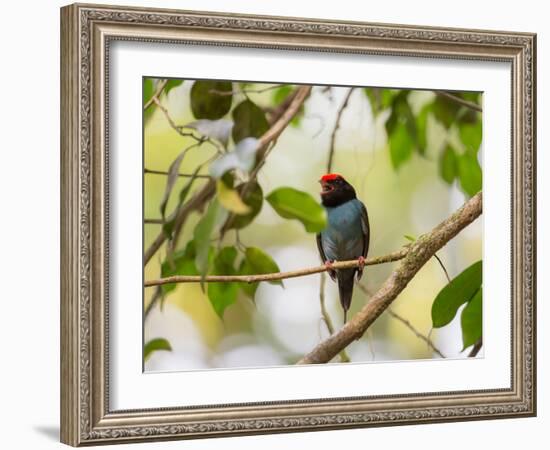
left=337, top=269, right=356, bottom=324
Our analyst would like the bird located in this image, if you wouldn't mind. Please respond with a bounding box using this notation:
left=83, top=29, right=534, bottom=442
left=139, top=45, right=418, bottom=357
left=316, top=173, right=370, bottom=324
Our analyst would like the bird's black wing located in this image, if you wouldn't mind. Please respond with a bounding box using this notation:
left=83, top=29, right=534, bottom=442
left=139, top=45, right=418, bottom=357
left=360, top=201, right=370, bottom=259
left=316, top=233, right=336, bottom=281
left=357, top=201, right=370, bottom=280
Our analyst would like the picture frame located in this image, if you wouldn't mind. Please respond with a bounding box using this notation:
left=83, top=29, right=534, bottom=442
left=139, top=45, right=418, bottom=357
left=60, top=2, right=536, bottom=446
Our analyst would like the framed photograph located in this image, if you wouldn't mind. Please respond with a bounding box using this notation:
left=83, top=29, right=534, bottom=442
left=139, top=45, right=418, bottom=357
left=60, top=3, right=536, bottom=446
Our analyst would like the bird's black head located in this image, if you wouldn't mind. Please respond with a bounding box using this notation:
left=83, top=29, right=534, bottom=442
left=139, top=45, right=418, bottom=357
left=319, top=173, right=356, bottom=207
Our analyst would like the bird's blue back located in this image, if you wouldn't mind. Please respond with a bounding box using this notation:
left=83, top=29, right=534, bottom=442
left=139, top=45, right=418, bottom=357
left=320, top=198, right=365, bottom=262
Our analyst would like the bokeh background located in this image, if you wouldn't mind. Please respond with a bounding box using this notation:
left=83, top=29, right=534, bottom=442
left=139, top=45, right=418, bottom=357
left=143, top=81, right=482, bottom=372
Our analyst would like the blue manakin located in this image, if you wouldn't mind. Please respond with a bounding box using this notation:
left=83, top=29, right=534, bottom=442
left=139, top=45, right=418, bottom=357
left=316, top=173, right=370, bottom=324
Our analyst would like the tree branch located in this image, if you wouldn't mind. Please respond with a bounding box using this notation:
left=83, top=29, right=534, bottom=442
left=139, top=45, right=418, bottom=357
left=220, top=86, right=312, bottom=239
left=144, top=218, right=163, bottom=225
left=143, top=85, right=312, bottom=266
left=144, top=179, right=216, bottom=265
left=468, top=338, right=482, bottom=357
left=144, top=249, right=408, bottom=287
left=436, top=91, right=482, bottom=113
left=256, top=86, right=312, bottom=162
left=327, top=88, right=354, bottom=173
left=297, top=191, right=482, bottom=364
left=144, top=167, right=210, bottom=179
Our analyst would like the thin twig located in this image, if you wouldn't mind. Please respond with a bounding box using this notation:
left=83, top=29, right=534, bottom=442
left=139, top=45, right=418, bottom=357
left=433, top=253, right=452, bottom=283
left=143, top=79, right=168, bottom=111
left=298, top=191, right=482, bottom=364
left=220, top=86, right=312, bottom=238
left=144, top=179, right=216, bottom=265
left=152, top=96, right=213, bottom=144
left=327, top=88, right=354, bottom=173
left=468, top=338, right=483, bottom=357
left=387, top=309, right=446, bottom=358
left=257, top=86, right=312, bottom=165
left=167, top=155, right=220, bottom=254
left=209, top=84, right=285, bottom=97
left=146, top=80, right=223, bottom=153
left=144, top=168, right=210, bottom=179
left=144, top=287, right=162, bottom=318
left=319, top=273, right=350, bottom=362
left=144, top=218, right=163, bottom=225
left=436, top=91, right=482, bottom=113
left=319, top=87, right=354, bottom=363
left=143, top=86, right=312, bottom=266
left=264, top=90, right=297, bottom=124
left=355, top=283, right=445, bottom=358
left=145, top=249, right=408, bottom=287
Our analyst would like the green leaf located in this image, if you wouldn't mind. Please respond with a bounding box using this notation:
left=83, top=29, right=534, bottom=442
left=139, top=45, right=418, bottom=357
left=404, top=235, right=416, bottom=242
left=416, top=103, right=431, bottom=155
left=457, top=149, right=482, bottom=197
left=433, top=94, right=461, bottom=128
left=272, top=85, right=293, bottom=104
left=232, top=100, right=269, bottom=143
left=160, top=240, right=201, bottom=295
left=364, top=88, right=397, bottom=117
left=385, top=90, right=413, bottom=136
left=190, top=80, right=233, bottom=120
left=459, top=120, right=482, bottom=154
left=439, top=145, right=458, bottom=184
left=461, top=288, right=482, bottom=350
left=216, top=180, right=251, bottom=215
left=266, top=187, right=327, bottom=233
left=143, top=78, right=154, bottom=105
left=207, top=247, right=239, bottom=318
left=459, top=92, right=481, bottom=103
left=159, top=149, right=189, bottom=219
left=238, top=258, right=257, bottom=299
left=389, top=121, right=413, bottom=170
left=193, top=200, right=228, bottom=283
left=184, top=119, right=233, bottom=147
left=364, top=88, right=380, bottom=116
left=162, top=167, right=203, bottom=240
left=209, top=138, right=259, bottom=178
left=144, top=338, right=172, bottom=361
left=164, top=79, right=184, bottom=97
left=222, top=182, right=264, bottom=231
left=432, top=260, right=482, bottom=328
left=384, top=91, right=417, bottom=167
left=239, top=247, right=282, bottom=300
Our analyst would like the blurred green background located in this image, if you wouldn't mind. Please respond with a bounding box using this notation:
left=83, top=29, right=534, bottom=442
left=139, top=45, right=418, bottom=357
left=143, top=80, right=482, bottom=371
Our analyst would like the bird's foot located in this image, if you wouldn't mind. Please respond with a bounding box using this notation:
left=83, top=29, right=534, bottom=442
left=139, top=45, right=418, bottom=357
left=324, top=260, right=334, bottom=270
left=357, top=256, right=366, bottom=270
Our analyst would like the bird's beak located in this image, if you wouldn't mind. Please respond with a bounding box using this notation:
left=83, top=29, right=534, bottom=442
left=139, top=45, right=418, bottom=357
left=319, top=180, right=332, bottom=196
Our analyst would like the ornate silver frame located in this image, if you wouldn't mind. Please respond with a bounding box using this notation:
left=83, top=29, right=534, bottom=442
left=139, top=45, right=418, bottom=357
left=60, top=3, right=536, bottom=446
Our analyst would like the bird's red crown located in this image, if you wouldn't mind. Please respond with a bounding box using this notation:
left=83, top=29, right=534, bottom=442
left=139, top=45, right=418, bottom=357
left=320, top=173, right=343, bottom=182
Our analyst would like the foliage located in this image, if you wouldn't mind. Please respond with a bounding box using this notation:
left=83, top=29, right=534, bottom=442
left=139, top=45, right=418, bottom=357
left=431, top=260, right=482, bottom=350
left=144, top=338, right=172, bottom=361
left=208, top=247, right=240, bottom=318
left=232, top=100, right=269, bottom=142
left=193, top=199, right=228, bottom=284
left=266, top=187, right=327, bottom=233
left=363, top=87, right=482, bottom=197
left=239, top=247, right=282, bottom=300
left=144, top=78, right=484, bottom=361
left=190, top=80, right=233, bottom=119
